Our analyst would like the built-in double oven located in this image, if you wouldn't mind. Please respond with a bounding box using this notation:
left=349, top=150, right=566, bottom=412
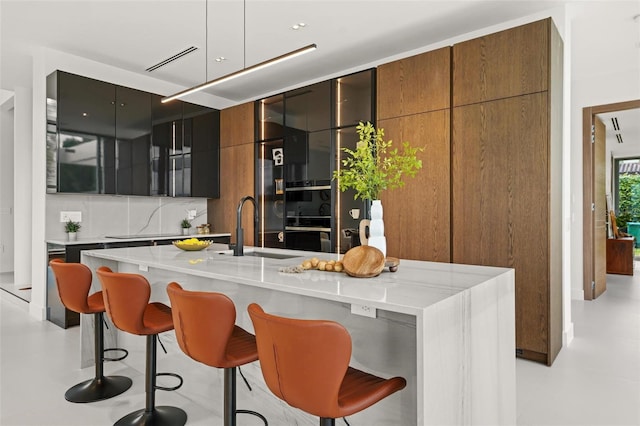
left=284, top=180, right=332, bottom=252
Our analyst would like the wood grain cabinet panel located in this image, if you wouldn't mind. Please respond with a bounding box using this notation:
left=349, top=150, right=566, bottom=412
left=220, top=102, right=254, bottom=148
left=209, top=101, right=255, bottom=244
left=451, top=18, right=562, bottom=365
left=379, top=110, right=450, bottom=262
left=452, top=93, right=550, bottom=356
left=377, top=47, right=451, bottom=120
left=452, top=19, right=549, bottom=107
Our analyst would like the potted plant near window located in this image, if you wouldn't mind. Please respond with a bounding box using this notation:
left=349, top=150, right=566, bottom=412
left=64, top=220, right=81, bottom=242
left=181, top=218, right=192, bottom=236
left=333, top=121, right=423, bottom=257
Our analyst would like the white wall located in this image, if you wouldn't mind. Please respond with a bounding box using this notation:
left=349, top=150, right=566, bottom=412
left=0, top=96, right=14, bottom=273
left=569, top=2, right=640, bottom=301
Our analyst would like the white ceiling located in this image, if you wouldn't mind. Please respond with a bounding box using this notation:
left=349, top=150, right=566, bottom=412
left=599, top=108, right=640, bottom=156
left=1, top=0, right=639, bottom=110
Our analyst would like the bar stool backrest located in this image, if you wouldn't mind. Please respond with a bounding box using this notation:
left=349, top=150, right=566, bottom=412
left=166, top=282, right=237, bottom=367
left=247, top=303, right=352, bottom=418
left=96, top=266, right=150, bottom=335
left=49, top=259, right=93, bottom=314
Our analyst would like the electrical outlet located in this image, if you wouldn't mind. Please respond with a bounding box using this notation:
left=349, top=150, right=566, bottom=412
left=187, top=209, right=197, bottom=220
left=60, top=211, right=82, bottom=222
left=351, top=303, right=376, bottom=318
left=139, top=264, right=148, bottom=272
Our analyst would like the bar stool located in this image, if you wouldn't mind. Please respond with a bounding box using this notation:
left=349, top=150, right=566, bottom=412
left=96, top=267, right=187, bottom=426
left=49, top=259, right=132, bottom=403
left=166, top=282, right=268, bottom=426
left=247, top=303, right=406, bottom=426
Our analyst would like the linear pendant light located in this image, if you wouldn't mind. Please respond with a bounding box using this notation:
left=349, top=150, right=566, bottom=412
left=161, top=43, right=317, bottom=103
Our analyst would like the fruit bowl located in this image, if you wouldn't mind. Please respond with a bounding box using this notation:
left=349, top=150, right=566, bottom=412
left=172, top=238, right=212, bottom=251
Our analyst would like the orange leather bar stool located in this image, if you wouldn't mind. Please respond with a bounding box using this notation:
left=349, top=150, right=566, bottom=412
left=49, top=259, right=132, bottom=403
left=248, top=303, right=407, bottom=426
left=97, top=267, right=187, bottom=426
left=167, top=283, right=268, bottom=426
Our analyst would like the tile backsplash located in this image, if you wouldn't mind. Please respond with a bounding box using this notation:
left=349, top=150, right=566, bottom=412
left=46, top=194, right=208, bottom=240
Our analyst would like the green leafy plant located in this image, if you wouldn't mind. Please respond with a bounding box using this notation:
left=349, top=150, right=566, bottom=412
left=333, top=121, right=424, bottom=201
left=180, top=218, right=191, bottom=229
left=64, top=220, right=81, bottom=233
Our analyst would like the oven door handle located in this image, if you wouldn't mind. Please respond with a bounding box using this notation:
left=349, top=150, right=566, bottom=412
left=285, top=226, right=332, bottom=232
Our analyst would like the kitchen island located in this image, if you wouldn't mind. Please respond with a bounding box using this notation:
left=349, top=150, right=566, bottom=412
left=81, top=244, right=515, bottom=425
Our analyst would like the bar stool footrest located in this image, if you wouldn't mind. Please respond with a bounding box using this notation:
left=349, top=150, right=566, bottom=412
left=155, top=372, right=183, bottom=391
left=103, top=347, right=128, bottom=362
left=65, top=375, right=132, bottom=403
left=237, top=409, right=269, bottom=425
left=114, top=406, right=187, bottom=426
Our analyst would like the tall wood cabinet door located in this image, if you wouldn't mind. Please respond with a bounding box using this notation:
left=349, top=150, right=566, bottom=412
left=377, top=47, right=450, bottom=119
left=379, top=109, right=450, bottom=262
left=452, top=19, right=549, bottom=107
left=452, top=92, right=549, bottom=355
left=209, top=101, right=255, bottom=243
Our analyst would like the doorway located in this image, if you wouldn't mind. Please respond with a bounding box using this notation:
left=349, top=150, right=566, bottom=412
left=583, top=99, right=640, bottom=300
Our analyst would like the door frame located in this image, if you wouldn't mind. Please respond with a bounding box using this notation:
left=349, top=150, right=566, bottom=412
left=583, top=99, right=640, bottom=300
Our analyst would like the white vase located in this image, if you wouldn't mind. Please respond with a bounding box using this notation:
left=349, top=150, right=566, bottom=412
left=67, top=232, right=77, bottom=242
left=367, top=200, right=387, bottom=258
left=182, top=228, right=190, bottom=236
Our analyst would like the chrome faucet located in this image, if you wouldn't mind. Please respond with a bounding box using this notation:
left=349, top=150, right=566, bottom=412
left=234, top=195, right=258, bottom=256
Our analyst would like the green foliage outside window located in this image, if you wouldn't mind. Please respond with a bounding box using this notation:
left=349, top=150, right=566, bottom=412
left=616, top=173, right=640, bottom=229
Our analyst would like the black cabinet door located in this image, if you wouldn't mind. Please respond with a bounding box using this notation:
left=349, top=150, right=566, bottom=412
left=151, top=95, right=183, bottom=196
left=189, top=110, right=220, bottom=198
left=57, top=71, right=116, bottom=193
left=116, top=86, right=151, bottom=195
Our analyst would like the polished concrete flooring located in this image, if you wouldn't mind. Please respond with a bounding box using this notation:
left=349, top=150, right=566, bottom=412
left=1, top=271, right=639, bottom=425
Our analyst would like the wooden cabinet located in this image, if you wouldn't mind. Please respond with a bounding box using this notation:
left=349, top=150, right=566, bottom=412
left=209, top=102, right=255, bottom=245
left=377, top=47, right=451, bottom=262
left=452, top=20, right=549, bottom=106
left=451, top=18, right=563, bottom=365
left=606, top=237, right=635, bottom=275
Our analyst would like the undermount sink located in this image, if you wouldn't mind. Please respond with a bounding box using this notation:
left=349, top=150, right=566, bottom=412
left=218, top=250, right=301, bottom=260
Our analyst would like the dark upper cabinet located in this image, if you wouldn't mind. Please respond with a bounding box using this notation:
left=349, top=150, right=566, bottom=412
left=151, top=94, right=183, bottom=196
left=285, top=81, right=331, bottom=133
left=256, top=94, right=284, bottom=141
left=151, top=96, right=220, bottom=198
left=116, top=86, right=151, bottom=196
left=45, top=70, right=219, bottom=198
left=55, top=71, right=116, bottom=194
left=188, top=110, right=220, bottom=198
left=334, top=70, right=374, bottom=128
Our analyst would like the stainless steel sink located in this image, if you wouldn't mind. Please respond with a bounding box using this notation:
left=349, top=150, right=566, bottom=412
left=218, top=250, right=301, bottom=260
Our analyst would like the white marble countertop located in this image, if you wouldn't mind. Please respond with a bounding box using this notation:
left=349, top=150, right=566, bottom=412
left=46, top=233, right=231, bottom=246
left=81, top=244, right=512, bottom=316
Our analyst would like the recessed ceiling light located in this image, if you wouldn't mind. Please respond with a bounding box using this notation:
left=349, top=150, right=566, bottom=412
left=82, top=112, right=88, bottom=117
left=291, top=22, right=306, bottom=30
left=215, top=57, right=226, bottom=62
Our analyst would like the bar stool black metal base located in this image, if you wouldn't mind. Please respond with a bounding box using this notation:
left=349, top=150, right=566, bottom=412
left=65, top=375, right=132, bottom=403
left=114, top=406, right=187, bottom=426
left=237, top=409, right=268, bottom=425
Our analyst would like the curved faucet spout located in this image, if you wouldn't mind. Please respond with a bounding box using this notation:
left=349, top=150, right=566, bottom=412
left=234, top=196, right=258, bottom=256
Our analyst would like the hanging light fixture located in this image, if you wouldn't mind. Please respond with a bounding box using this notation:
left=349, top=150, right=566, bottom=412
left=162, top=0, right=316, bottom=103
